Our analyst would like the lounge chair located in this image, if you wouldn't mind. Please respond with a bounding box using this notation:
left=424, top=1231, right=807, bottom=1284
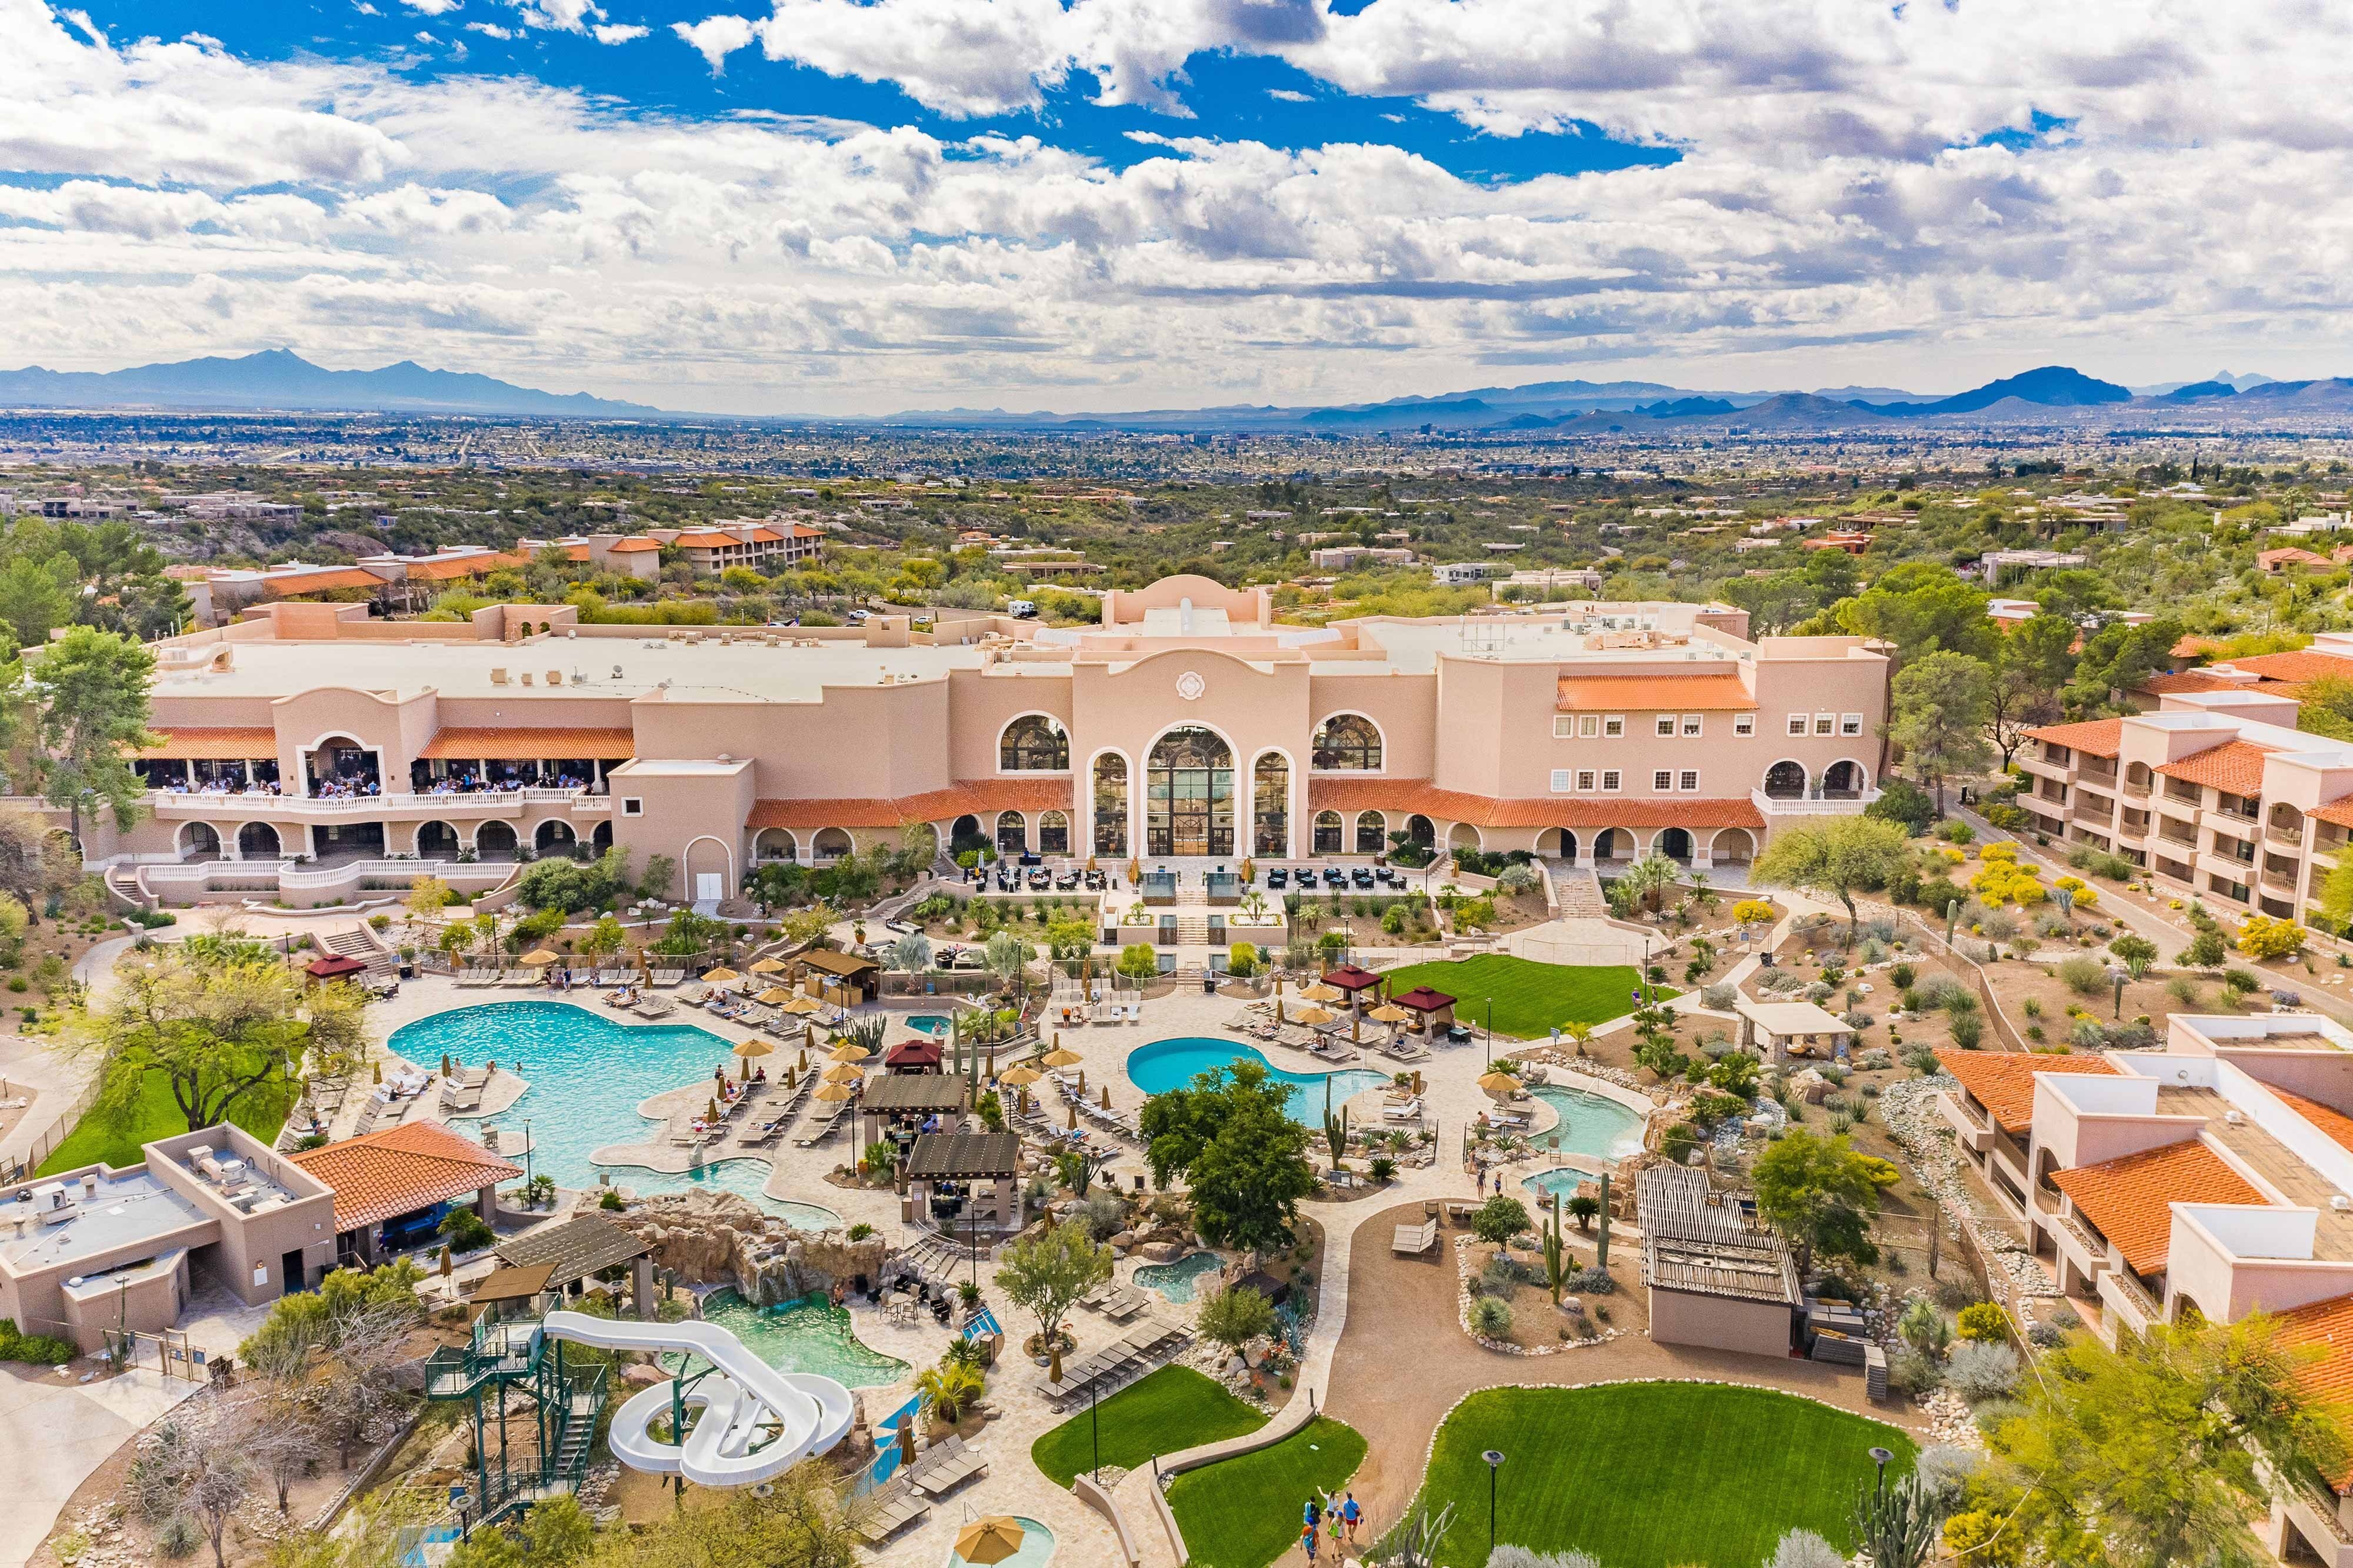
left=1392, top=1217, right=1438, bottom=1255
left=1382, top=1097, right=1422, bottom=1122
left=634, top=996, right=674, bottom=1019
left=649, top=969, right=684, bottom=987
left=853, top=1482, right=929, bottom=1543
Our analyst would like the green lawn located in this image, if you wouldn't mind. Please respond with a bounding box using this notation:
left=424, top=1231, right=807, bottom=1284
left=1376, top=955, right=1675, bottom=1040
left=1031, top=1366, right=1268, bottom=1489
left=38, top=1070, right=298, bottom=1176
left=1168, top=1415, right=1367, bottom=1568
left=1408, top=1383, right=1915, bottom=1568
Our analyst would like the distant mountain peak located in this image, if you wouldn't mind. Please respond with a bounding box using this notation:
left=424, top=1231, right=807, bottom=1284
left=0, top=349, right=665, bottom=418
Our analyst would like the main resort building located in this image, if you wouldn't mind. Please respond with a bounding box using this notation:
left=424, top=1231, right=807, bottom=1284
left=85, top=576, right=1889, bottom=907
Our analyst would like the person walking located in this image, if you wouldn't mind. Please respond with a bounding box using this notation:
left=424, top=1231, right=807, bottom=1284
left=1301, top=1520, right=1319, bottom=1563
left=1341, top=1492, right=1361, bottom=1545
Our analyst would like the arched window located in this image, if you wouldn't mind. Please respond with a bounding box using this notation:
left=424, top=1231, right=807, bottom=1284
left=1313, top=812, right=1344, bottom=854
left=999, top=715, right=1069, bottom=772
left=996, top=812, right=1028, bottom=855
left=755, top=828, right=798, bottom=862
left=1253, top=753, right=1289, bottom=858
left=1821, top=760, right=1867, bottom=798
left=1039, top=810, right=1069, bottom=855
left=1763, top=760, right=1807, bottom=799
left=1147, top=726, right=1234, bottom=858
left=1354, top=810, right=1385, bottom=855
left=1093, top=753, right=1129, bottom=856
left=1311, top=714, right=1383, bottom=771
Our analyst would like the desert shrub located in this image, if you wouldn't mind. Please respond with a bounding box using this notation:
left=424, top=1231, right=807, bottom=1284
left=1934, top=1280, right=1985, bottom=1310
left=2057, top=955, right=2107, bottom=995
left=1701, top=982, right=1737, bottom=1009
left=1887, top=1347, right=1944, bottom=1396
left=1480, top=1255, right=1538, bottom=1296
left=1081, top=1192, right=1128, bottom=1240
left=1889, top=962, right=1916, bottom=988
left=1565, top=1265, right=1616, bottom=1295
left=1957, top=1301, right=2008, bottom=1342
left=1945, top=1340, right=2022, bottom=1401
left=439, top=1206, right=495, bottom=1252
left=1914, top=1443, right=1985, bottom=1507
left=156, top=1514, right=203, bottom=1560
left=1948, top=1015, right=1984, bottom=1050
left=2045, top=1302, right=2081, bottom=1329
left=1765, top=1530, right=1847, bottom=1568
left=1487, top=1549, right=1603, bottom=1568
left=1469, top=1296, right=1513, bottom=1336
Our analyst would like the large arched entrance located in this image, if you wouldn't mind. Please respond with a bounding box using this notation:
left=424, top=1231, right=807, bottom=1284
left=536, top=819, right=577, bottom=856
left=416, top=820, right=462, bottom=859
left=1594, top=828, right=1635, bottom=862
left=237, top=822, right=282, bottom=859
left=589, top=820, right=612, bottom=854
left=475, top=821, right=518, bottom=861
left=1654, top=827, right=1694, bottom=863
left=1447, top=822, right=1481, bottom=851
left=1711, top=827, right=1757, bottom=865
left=1146, top=726, right=1234, bottom=858
left=949, top=813, right=985, bottom=855
left=1404, top=814, right=1435, bottom=848
left=1354, top=810, right=1386, bottom=855
left=1039, top=810, right=1069, bottom=855
left=178, top=822, right=222, bottom=862
left=682, top=835, right=730, bottom=903
left=1313, top=811, right=1344, bottom=854
left=755, top=828, right=798, bottom=862
left=1092, top=754, right=1129, bottom=858
left=1821, top=760, right=1868, bottom=798
left=996, top=812, right=1028, bottom=856
left=1251, top=753, right=1289, bottom=858
left=1763, top=760, right=1807, bottom=799
left=1536, top=827, right=1578, bottom=860
left=812, top=827, right=853, bottom=863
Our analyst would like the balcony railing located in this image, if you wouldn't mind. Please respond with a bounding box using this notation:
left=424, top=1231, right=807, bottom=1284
left=151, top=788, right=604, bottom=820
left=1750, top=788, right=1883, bottom=816
left=2271, top=827, right=2308, bottom=848
left=2122, top=778, right=2151, bottom=798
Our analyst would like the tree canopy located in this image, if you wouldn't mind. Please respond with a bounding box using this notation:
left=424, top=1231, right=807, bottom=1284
left=1888, top=649, right=1994, bottom=810
left=1751, top=1129, right=1888, bottom=1273
left=1137, top=1057, right=1317, bottom=1253
left=31, top=625, right=158, bottom=839
left=1750, top=816, right=1911, bottom=938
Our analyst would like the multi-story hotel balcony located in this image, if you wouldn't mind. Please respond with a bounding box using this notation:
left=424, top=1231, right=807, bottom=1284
left=1747, top=786, right=1882, bottom=817
left=1935, top=1089, right=1995, bottom=1156
left=148, top=786, right=610, bottom=823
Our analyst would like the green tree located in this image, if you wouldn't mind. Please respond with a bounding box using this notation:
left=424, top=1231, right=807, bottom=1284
left=995, top=1219, right=1113, bottom=1382
left=1981, top=1316, right=2346, bottom=1568
left=1115, top=942, right=1159, bottom=981
left=1889, top=649, right=1994, bottom=812
left=1751, top=1128, right=1884, bottom=1273
left=1751, top=816, right=1912, bottom=940
left=31, top=625, right=156, bottom=841
left=1470, top=1194, right=1532, bottom=1245
left=1045, top=919, right=1094, bottom=960
left=1196, top=1282, right=1278, bottom=1362
left=1800, top=562, right=1995, bottom=667
left=2067, top=616, right=2184, bottom=713
left=1864, top=776, right=1937, bottom=834
left=1986, top=613, right=2077, bottom=767
left=1137, top=1058, right=1317, bottom=1251
left=0, top=549, right=78, bottom=647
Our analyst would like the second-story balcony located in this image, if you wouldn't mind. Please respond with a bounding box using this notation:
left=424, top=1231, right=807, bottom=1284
left=1749, top=787, right=1884, bottom=817
left=149, top=786, right=608, bottom=823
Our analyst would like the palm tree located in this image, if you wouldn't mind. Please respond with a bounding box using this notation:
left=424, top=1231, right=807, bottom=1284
left=915, top=1362, right=984, bottom=1424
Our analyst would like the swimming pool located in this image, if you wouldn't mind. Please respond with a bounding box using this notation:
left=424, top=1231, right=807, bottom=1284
left=944, top=1516, right=1055, bottom=1567
left=683, top=1290, right=908, bottom=1390
left=389, top=1002, right=835, bottom=1222
left=1522, top=1167, right=1592, bottom=1203
left=1528, top=1083, right=1648, bottom=1160
left=1133, top=1251, right=1224, bottom=1303
left=1124, top=1039, right=1389, bottom=1125
left=905, top=1015, right=955, bottom=1037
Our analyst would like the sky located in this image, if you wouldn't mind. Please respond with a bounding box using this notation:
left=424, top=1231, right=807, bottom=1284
left=0, top=0, right=2347, bottom=416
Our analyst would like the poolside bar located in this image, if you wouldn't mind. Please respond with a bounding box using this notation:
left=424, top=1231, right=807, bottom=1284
left=901, top=1132, right=1023, bottom=1234
left=860, top=1075, right=972, bottom=1155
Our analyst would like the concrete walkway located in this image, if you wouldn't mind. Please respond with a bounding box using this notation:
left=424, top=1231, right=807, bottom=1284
left=0, top=1364, right=203, bottom=1566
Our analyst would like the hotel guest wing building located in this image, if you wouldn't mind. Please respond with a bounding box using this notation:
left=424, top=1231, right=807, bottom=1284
left=84, top=576, right=1889, bottom=907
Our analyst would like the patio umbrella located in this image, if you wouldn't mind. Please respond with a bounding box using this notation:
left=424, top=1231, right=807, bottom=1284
left=954, top=1517, right=1026, bottom=1566
left=1299, top=982, right=1342, bottom=1003
left=1478, top=1070, right=1524, bottom=1100
left=733, top=1037, right=774, bottom=1075
left=1292, top=1004, right=1337, bottom=1027
left=749, top=956, right=788, bottom=975
left=756, top=986, right=794, bottom=1005
left=1041, top=1047, right=1082, bottom=1067
left=702, top=966, right=741, bottom=985
left=520, top=948, right=560, bottom=966
left=814, top=1081, right=856, bottom=1102
left=781, top=995, right=824, bottom=1015
left=1367, top=1003, right=1410, bottom=1024
left=1000, top=1065, right=1042, bottom=1087
left=828, top=1042, right=874, bottom=1063
left=895, top=1418, right=917, bottom=1470
left=1067, top=1102, right=1078, bottom=1129
left=1099, top=1085, right=1113, bottom=1109
left=822, top=1063, right=864, bottom=1085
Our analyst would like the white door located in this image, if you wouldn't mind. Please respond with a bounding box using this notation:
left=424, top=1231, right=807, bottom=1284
left=695, top=872, right=724, bottom=901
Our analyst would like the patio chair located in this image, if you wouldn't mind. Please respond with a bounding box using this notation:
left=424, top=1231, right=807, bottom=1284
left=1392, top=1217, right=1439, bottom=1255
left=1381, top=1097, right=1422, bottom=1122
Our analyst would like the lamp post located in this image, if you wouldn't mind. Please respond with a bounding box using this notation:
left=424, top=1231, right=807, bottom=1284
left=1869, top=1444, right=1893, bottom=1493
left=1091, top=1371, right=1102, bottom=1486
left=1482, top=1449, right=1505, bottom=1556
left=1484, top=996, right=1494, bottom=1066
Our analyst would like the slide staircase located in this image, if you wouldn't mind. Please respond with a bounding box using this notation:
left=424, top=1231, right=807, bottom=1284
left=420, top=1310, right=608, bottom=1527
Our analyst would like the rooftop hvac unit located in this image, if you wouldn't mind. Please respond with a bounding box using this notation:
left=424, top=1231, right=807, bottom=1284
left=2225, top=1110, right=2245, bottom=1126
left=2334, top=1195, right=2351, bottom=1213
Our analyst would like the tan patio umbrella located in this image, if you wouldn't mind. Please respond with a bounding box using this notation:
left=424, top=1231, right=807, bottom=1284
left=520, top=948, right=560, bottom=966
left=756, top=986, right=794, bottom=1005
left=702, top=966, right=741, bottom=985
left=1477, top=1069, right=1525, bottom=1100
left=1099, top=1085, right=1113, bottom=1109
left=733, top=1036, right=773, bottom=1078
left=822, top=1062, right=865, bottom=1085
left=1299, top=982, right=1342, bottom=1003
left=1367, top=1003, right=1410, bottom=1024
left=827, top=1042, right=874, bottom=1063
left=813, top=1080, right=856, bottom=1102
left=781, top=995, right=824, bottom=1015
left=796, top=1047, right=810, bottom=1072
left=1292, top=1004, right=1337, bottom=1027
left=954, top=1517, right=1026, bottom=1566
left=1067, top=1102, right=1079, bottom=1129
left=749, top=956, right=788, bottom=975
left=1041, top=1047, right=1082, bottom=1067
left=1000, top=1064, right=1042, bottom=1087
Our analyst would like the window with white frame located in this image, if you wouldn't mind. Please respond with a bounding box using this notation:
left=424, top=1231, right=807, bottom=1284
left=1576, top=769, right=1598, bottom=792
left=1681, top=713, right=1703, bottom=737
left=1787, top=714, right=1808, bottom=736
left=1581, top=715, right=1602, bottom=738
left=1734, top=713, right=1755, bottom=736
left=1814, top=714, right=1836, bottom=736
left=622, top=798, right=644, bottom=816
left=1655, top=715, right=1677, bottom=737
left=1679, top=769, right=1699, bottom=792
left=1553, top=716, right=1573, bottom=739
left=1841, top=713, right=1864, bottom=736
left=1604, top=715, right=1625, bottom=737
left=1653, top=769, right=1674, bottom=792
left=1551, top=768, right=1573, bottom=792
left=1601, top=769, right=1622, bottom=792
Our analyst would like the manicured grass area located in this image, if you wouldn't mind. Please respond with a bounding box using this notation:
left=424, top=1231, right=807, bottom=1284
left=1409, top=1383, right=1914, bottom=1568
left=1377, top=955, right=1674, bottom=1039
left=1031, top=1366, right=1267, bottom=1489
left=1168, top=1416, right=1367, bottom=1568
left=38, top=1070, right=298, bottom=1176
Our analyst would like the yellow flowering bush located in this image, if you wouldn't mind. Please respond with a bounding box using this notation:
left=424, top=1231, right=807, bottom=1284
left=2051, top=874, right=2100, bottom=909
left=1981, top=841, right=2020, bottom=864
left=2237, top=915, right=2308, bottom=960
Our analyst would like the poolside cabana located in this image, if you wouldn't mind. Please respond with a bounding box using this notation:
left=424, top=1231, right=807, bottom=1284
left=493, top=1212, right=658, bottom=1317
left=1389, top=985, right=1457, bottom=1037
left=1322, top=965, right=1382, bottom=1010
left=796, top=948, right=882, bottom=1005
left=902, top=1132, right=1024, bottom=1234
left=1637, top=1164, right=1801, bottom=1358
left=860, top=1073, right=970, bottom=1152
left=305, top=954, right=368, bottom=986
left=884, top=1037, right=944, bottom=1075
left=1732, top=997, right=1855, bottom=1067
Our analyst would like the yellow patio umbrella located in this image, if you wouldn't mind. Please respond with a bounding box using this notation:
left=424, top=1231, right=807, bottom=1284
left=1367, top=1003, right=1411, bottom=1024
left=520, top=948, right=561, bottom=966
left=813, top=1080, right=856, bottom=1102
left=999, top=1064, right=1043, bottom=1087
left=781, top=995, right=824, bottom=1015
left=822, top=1062, right=865, bottom=1085
left=828, top=1042, right=874, bottom=1063
left=1299, top=982, right=1342, bottom=1003
left=1292, top=1004, right=1337, bottom=1027
left=749, top=956, right=788, bottom=975
left=1041, top=1047, right=1083, bottom=1068
left=756, top=986, right=794, bottom=1005
left=702, top=966, right=741, bottom=985
left=954, top=1517, right=1026, bottom=1566
left=1478, top=1069, right=1525, bottom=1100
left=732, top=1036, right=775, bottom=1059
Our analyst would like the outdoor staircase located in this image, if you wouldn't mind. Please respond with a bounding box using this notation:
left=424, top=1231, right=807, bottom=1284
left=322, top=925, right=397, bottom=977
left=1171, top=883, right=1211, bottom=945
left=104, top=863, right=149, bottom=913
left=1547, top=860, right=1609, bottom=918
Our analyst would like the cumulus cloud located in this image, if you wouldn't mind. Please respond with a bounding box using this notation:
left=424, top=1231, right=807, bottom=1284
left=399, top=0, right=460, bottom=12
left=672, top=14, right=755, bottom=73
left=591, top=22, right=648, bottom=43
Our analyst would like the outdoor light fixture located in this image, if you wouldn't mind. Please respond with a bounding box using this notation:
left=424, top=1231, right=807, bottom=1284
left=1869, top=1445, right=1893, bottom=1491
left=1484, top=1449, right=1506, bottom=1554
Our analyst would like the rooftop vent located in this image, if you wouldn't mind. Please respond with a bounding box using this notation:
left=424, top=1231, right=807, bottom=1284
left=2225, top=1110, right=2245, bottom=1126
left=2334, top=1195, right=2351, bottom=1213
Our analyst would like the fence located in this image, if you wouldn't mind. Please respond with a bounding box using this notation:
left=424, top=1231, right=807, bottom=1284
left=3, top=1075, right=101, bottom=1185
left=1862, top=900, right=2029, bottom=1052
left=1517, top=932, right=1650, bottom=968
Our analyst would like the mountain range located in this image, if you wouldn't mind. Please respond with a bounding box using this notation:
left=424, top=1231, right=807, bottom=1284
left=9, top=350, right=2353, bottom=433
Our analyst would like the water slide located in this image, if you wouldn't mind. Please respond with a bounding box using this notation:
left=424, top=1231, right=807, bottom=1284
left=542, top=1311, right=856, bottom=1488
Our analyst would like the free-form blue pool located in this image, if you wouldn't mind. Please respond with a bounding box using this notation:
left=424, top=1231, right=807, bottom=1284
left=1522, top=1167, right=1592, bottom=1203
left=686, top=1290, right=908, bottom=1389
left=905, top=1015, right=955, bottom=1037
left=945, top=1516, right=1055, bottom=1567
left=388, top=1002, right=835, bottom=1223
left=1528, top=1083, right=1648, bottom=1160
left=1124, top=1038, right=1389, bottom=1125
left=1134, top=1251, right=1225, bottom=1303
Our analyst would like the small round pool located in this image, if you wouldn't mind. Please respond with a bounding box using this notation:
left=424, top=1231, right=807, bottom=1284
left=945, top=1516, right=1055, bottom=1567
left=1528, top=1083, right=1648, bottom=1160
left=601, top=1161, right=841, bottom=1229
left=689, top=1290, right=909, bottom=1389
left=1133, top=1251, right=1224, bottom=1303
left=1522, top=1167, right=1591, bottom=1203
left=1126, top=1038, right=1388, bottom=1125
left=905, top=1015, right=955, bottom=1037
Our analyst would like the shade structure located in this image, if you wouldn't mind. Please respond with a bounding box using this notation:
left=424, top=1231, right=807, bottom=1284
left=821, top=1063, right=865, bottom=1085
left=999, top=1064, right=1042, bottom=1087
left=702, top=966, right=741, bottom=984
left=519, top=949, right=561, bottom=966
left=1477, top=1070, right=1525, bottom=1099
left=827, top=1042, right=874, bottom=1063
left=756, top=986, right=794, bottom=1005
left=1041, top=1047, right=1082, bottom=1067
left=1292, top=1004, right=1337, bottom=1026
left=1299, top=982, right=1343, bottom=1003
left=749, top=956, right=788, bottom=975
left=781, top=995, right=824, bottom=1015
left=732, top=1036, right=775, bottom=1059
left=1367, top=1003, right=1411, bottom=1023
left=954, top=1517, right=1026, bottom=1566
left=814, top=1080, right=856, bottom=1102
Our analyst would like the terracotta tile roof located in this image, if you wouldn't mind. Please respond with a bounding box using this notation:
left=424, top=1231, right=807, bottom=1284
left=2312, top=799, right=2353, bottom=832
left=2023, top=718, right=2123, bottom=759
left=2138, top=671, right=2246, bottom=696
left=2261, top=547, right=2335, bottom=569
left=1934, top=1048, right=2117, bottom=1133
left=419, top=726, right=637, bottom=760
left=2275, top=1089, right=2353, bottom=1156
left=138, top=726, right=279, bottom=759
left=261, top=568, right=382, bottom=596
left=2154, top=739, right=2275, bottom=796
left=404, top=551, right=528, bottom=581
left=2221, top=650, right=2353, bottom=686
left=560, top=544, right=592, bottom=562
left=748, top=778, right=1074, bottom=830
left=2174, top=634, right=2225, bottom=659
left=1555, top=674, right=1758, bottom=712
left=744, top=528, right=784, bottom=543
left=286, top=1120, right=522, bottom=1232
left=2277, top=1293, right=2353, bottom=1489
left=606, top=538, right=660, bottom=553
left=2050, top=1139, right=2263, bottom=1275
left=1304, top=777, right=1765, bottom=831
left=669, top=531, right=754, bottom=549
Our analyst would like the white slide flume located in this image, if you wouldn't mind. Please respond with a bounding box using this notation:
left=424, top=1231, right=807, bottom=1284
left=542, top=1311, right=855, bottom=1487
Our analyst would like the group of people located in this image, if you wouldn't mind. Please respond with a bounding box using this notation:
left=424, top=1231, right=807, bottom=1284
left=154, top=774, right=284, bottom=795
left=311, top=775, right=382, bottom=798
left=1299, top=1491, right=1362, bottom=1562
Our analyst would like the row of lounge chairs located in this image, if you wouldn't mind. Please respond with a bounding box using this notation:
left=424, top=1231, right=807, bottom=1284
left=854, top=1435, right=992, bottom=1543
left=1048, top=1000, right=1144, bottom=1028
left=1037, top=1318, right=1191, bottom=1410
left=1079, top=1282, right=1150, bottom=1321
left=1049, top=1073, right=1141, bottom=1140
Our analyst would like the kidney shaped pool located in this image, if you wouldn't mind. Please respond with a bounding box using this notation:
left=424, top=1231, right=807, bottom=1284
left=1124, top=1037, right=1389, bottom=1124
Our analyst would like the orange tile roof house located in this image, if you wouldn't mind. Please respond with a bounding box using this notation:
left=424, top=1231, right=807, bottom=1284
left=288, top=1120, right=521, bottom=1265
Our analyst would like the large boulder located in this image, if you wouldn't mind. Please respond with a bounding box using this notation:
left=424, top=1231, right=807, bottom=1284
left=602, top=1188, right=890, bottom=1306
left=1139, top=1240, right=1188, bottom=1263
